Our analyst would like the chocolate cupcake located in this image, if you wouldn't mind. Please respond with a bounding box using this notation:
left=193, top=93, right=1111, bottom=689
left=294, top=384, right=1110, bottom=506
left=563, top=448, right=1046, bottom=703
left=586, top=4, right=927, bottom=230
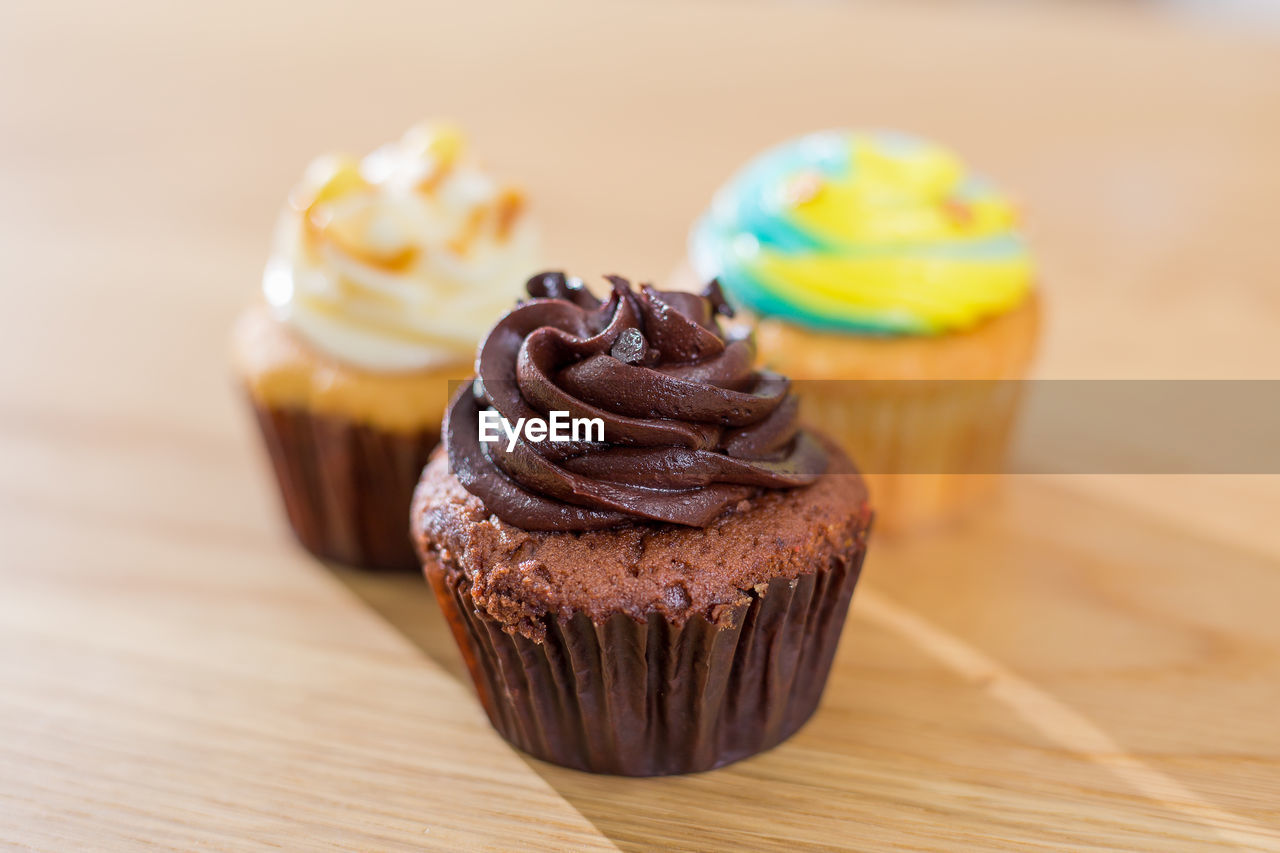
left=412, top=273, right=872, bottom=775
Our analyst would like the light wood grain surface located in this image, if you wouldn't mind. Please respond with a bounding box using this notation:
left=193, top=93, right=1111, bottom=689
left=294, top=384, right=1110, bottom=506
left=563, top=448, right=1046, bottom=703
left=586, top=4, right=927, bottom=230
left=2, top=1, right=1278, bottom=849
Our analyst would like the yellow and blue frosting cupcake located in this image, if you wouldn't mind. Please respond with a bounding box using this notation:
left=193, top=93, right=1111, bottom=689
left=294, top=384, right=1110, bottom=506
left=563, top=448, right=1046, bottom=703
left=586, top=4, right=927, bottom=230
left=691, top=130, right=1033, bottom=336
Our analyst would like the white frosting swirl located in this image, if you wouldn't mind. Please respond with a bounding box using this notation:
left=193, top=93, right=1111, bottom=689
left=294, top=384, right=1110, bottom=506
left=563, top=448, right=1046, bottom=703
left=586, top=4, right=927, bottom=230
left=263, top=122, right=538, bottom=371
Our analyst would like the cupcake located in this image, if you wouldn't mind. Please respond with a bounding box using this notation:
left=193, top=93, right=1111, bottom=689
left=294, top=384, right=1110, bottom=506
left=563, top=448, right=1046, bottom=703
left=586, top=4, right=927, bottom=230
left=687, top=130, right=1039, bottom=532
left=232, top=122, right=537, bottom=570
left=412, top=273, right=872, bottom=775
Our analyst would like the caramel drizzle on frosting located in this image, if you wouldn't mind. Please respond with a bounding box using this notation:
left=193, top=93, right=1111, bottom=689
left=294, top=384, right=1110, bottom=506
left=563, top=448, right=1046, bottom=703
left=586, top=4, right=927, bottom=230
left=307, top=205, right=420, bottom=272
left=293, top=129, right=526, bottom=270
left=446, top=206, right=488, bottom=257
left=415, top=144, right=459, bottom=194
left=494, top=190, right=524, bottom=241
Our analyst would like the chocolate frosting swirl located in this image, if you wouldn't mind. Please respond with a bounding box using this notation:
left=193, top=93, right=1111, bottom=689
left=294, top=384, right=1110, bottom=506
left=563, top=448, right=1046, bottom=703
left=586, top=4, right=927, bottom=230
left=445, top=272, right=828, bottom=530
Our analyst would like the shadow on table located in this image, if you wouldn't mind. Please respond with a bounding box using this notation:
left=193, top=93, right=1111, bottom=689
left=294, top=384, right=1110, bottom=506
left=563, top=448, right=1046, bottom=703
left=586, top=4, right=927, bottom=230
left=324, top=563, right=470, bottom=684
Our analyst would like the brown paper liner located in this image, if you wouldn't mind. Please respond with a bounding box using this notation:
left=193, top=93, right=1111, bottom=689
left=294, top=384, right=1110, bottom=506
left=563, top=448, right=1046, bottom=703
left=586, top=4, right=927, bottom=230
left=250, top=401, right=438, bottom=571
left=423, top=540, right=868, bottom=776
left=798, top=379, right=1026, bottom=533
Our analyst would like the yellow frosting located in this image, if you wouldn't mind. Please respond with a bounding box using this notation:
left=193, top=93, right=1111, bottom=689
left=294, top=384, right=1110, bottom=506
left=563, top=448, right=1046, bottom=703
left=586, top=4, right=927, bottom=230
left=690, top=131, right=1034, bottom=335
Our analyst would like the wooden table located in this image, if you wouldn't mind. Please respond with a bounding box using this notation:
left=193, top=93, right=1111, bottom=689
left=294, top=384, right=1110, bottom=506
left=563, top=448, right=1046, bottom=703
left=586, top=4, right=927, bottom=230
left=3, top=1, right=1278, bottom=849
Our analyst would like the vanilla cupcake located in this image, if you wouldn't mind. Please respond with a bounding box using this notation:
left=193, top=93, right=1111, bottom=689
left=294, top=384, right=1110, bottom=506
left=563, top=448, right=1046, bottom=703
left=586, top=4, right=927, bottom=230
left=232, top=122, right=538, bottom=570
left=687, top=130, right=1039, bottom=532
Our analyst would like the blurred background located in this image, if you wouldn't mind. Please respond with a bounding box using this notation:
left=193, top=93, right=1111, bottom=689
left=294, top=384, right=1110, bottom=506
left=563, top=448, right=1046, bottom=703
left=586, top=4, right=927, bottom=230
left=5, top=0, right=1278, bottom=542
left=5, top=1, right=1280, bottom=367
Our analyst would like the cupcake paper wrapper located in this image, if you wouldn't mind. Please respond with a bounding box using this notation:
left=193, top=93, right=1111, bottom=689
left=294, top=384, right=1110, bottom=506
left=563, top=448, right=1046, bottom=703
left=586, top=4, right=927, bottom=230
left=425, top=541, right=868, bottom=776
left=250, top=401, right=438, bottom=571
left=797, top=380, right=1026, bottom=532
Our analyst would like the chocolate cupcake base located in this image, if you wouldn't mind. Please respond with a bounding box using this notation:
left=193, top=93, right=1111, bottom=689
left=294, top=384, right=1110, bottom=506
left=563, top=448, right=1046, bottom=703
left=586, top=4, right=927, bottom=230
left=423, top=539, right=867, bottom=776
left=251, top=402, right=438, bottom=571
